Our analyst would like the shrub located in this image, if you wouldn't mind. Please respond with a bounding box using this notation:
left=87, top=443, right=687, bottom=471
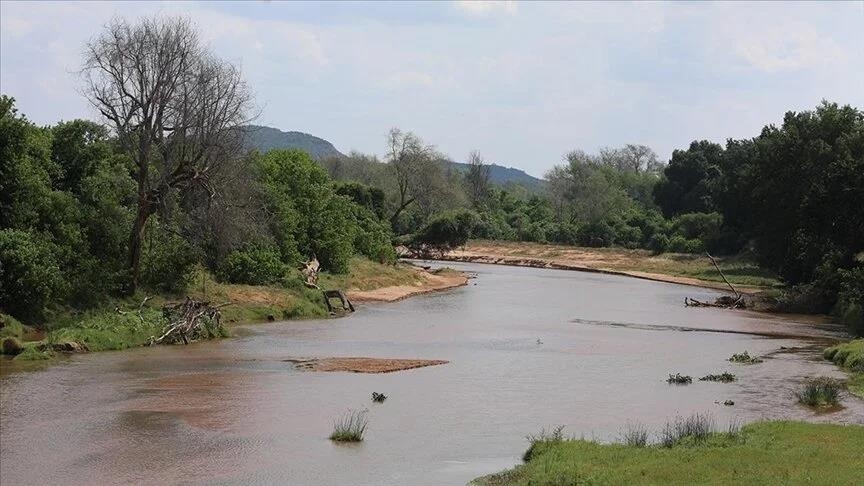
left=648, top=233, right=670, bottom=254
left=795, top=377, right=842, bottom=407
left=699, top=372, right=736, bottom=383
left=218, top=245, right=287, bottom=285
left=667, top=373, right=693, bottom=384
left=0, top=313, right=24, bottom=339
left=834, top=265, right=864, bottom=336
left=1, top=336, right=23, bottom=355
left=577, top=220, right=615, bottom=247
left=329, top=409, right=368, bottom=442
left=0, top=229, right=68, bottom=321
left=729, top=351, right=763, bottom=364
left=668, top=235, right=704, bottom=254
left=411, top=209, right=479, bottom=251
left=140, top=223, right=197, bottom=294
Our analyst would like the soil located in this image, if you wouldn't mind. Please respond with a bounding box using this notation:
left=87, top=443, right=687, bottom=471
left=438, top=241, right=764, bottom=294
left=284, top=357, right=449, bottom=373
left=347, top=268, right=468, bottom=303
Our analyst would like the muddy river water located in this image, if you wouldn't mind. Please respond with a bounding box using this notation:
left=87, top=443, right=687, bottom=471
left=1, top=262, right=861, bottom=485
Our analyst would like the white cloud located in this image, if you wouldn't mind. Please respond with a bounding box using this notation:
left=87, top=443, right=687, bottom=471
left=453, top=1, right=517, bottom=17
left=733, top=25, right=847, bottom=73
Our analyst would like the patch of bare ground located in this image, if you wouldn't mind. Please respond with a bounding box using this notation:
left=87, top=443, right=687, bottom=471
left=285, top=357, right=449, bottom=373
left=347, top=267, right=468, bottom=303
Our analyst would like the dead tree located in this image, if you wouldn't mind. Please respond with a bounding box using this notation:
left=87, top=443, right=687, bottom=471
left=685, top=252, right=746, bottom=309
left=151, top=298, right=229, bottom=345
left=82, top=15, right=254, bottom=293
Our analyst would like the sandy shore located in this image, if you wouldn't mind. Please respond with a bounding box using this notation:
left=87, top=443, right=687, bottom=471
left=347, top=267, right=469, bottom=303
left=285, top=357, right=449, bottom=373
left=436, top=240, right=765, bottom=294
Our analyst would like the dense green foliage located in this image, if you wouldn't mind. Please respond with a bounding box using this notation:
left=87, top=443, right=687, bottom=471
left=0, top=97, right=396, bottom=326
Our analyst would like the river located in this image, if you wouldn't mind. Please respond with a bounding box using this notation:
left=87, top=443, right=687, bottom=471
left=1, top=262, right=861, bottom=485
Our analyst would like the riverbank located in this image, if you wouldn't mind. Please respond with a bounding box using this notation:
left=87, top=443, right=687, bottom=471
left=439, top=240, right=778, bottom=294
left=0, top=258, right=467, bottom=363
left=472, top=421, right=864, bottom=485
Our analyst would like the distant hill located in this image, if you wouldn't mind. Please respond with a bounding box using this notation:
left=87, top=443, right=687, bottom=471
left=243, top=125, right=544, bottom=189
left=444, top=161, right=544, bottom=190
left=242, top=125, right=346, bottom=160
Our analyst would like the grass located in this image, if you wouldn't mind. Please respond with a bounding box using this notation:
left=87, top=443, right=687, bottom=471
left=728, top=351, right=763, bottom=364
left=795, top=377, right=843, bottom=408
left=699, top=372, right=736, bottom=383
left=666, top=373, right=692, bottom=384
left=823, top=339, right=864, bottom=398
left=329, top=409, right=369, bottom=442
left=659, top=413, right=716, bottom=447
left=471, top=421, right=864, bottom=485
left=2, top=258, right=422, bottom=362
left=620, top=422, right=649, bottom=447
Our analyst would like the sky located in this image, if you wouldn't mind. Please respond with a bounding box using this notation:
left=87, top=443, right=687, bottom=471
left=1, top=1, right=862, bottom=178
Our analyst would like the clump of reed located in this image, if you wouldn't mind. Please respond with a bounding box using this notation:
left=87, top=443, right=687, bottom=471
left=620, top=421, right=649, bottom=447
left=329, top=409, right=368, bottom=442
left=659, top=412, right=715, bottom=447
left=795, top=377, right=842, bottom=408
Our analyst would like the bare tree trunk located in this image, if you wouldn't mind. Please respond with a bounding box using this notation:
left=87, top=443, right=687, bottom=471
left=128, top=200, right=152, bottom=294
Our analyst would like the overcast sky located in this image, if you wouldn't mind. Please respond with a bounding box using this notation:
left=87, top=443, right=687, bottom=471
left=2, top=1, right=862, bottom=177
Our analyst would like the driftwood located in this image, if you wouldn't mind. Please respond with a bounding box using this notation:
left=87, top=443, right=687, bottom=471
left=302, top=258, right=321, bottom=289
left=685, top=253, right=746, bottom=309
left=115, top=296, right=153, bottom=325
left=150, top=298, right=229, bottom=345
left=300, top=258, right=355, bottom=314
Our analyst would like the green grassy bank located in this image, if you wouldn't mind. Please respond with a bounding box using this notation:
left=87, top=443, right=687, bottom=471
left=1, top=258, right=423, bottom=361
left=473, top=421, right=864, bottom=485
left=824, top=339, right=864, bottom=398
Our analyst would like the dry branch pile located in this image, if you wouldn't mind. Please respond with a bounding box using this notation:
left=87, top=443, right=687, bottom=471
left=685, top=253, right=746, bottom=309
left=150, top=298, right=229, bottom=345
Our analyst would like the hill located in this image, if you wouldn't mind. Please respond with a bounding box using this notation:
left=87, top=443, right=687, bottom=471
left=242, top=125, right=346, bottom=160
left=243, top=125, right=544, bottom=189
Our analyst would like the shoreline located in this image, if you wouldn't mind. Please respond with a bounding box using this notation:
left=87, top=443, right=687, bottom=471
left=347, top=266, right=469, bottom=303
left=433, top=241, right=774, bottom=295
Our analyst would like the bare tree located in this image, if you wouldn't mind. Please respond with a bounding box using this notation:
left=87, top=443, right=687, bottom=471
left=598, top=144, right=660, bottom=172
left=386, top=128, right=434, bottom=226
left=82, top=16, right=253, bottom=292
left=464, top=150, right=491, bottom=209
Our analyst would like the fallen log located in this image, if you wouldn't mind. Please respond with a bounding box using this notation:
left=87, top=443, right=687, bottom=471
left=685, top=253, right=747, bottom=309
left=150, top=298, right=230, bottom=345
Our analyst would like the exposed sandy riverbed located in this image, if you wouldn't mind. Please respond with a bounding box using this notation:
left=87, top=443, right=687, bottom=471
left=284, top=357, right=449, bottom=373
left=438, top=240, right=767, bottom=294
left=347, top=267, right=468, bottom=302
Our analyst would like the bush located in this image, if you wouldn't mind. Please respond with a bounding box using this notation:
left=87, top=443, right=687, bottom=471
left=140, top=223, right=197, bottom=294
left=0, top=229, right=68, bottom=321
left=218, top=245, right=287, bottom=285
left=667, top=235, right=704, bottom=254
left=729, top=351, right=763, bottom=364
left=411, top=209, right=479, bottom=251
left=699, top=372, right=736, bottom=383
left=0, top=313, right=25, bottom=339
left=823, top=340, right=864, bottom=370
left=577, top=220, right=615, bottom=247
left=667, top=373, right=693, bottom=384
left=834, top=265, right=864, bottom=336
left=648, top=233, right=670, bottom=254
left=1, top=336, right=23, bottom=355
